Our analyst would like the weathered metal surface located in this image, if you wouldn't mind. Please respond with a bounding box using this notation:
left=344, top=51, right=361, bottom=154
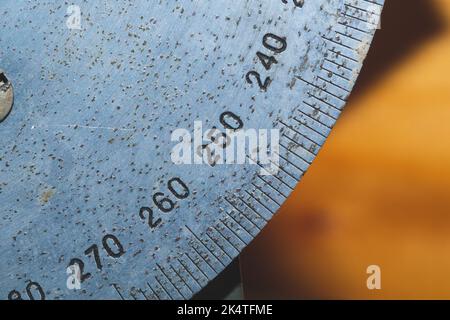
left=0, top=0, right=384, bottom=300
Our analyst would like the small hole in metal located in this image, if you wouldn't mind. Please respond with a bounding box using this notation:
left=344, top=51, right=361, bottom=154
left=0, top=71, right=14, bottom=123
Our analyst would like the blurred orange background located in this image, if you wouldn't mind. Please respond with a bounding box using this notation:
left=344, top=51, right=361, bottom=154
left=241, top=0, right=450, bottom=299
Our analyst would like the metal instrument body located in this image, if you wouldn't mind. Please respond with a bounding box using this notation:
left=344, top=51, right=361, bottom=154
left=0, top=0, right=384, bottom=300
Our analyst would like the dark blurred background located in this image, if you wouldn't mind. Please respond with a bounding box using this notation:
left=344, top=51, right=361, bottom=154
left=241, top=0, right=450, bottom=299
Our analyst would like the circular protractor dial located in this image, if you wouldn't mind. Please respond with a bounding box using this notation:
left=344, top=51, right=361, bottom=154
left=0, top=0, right=384, bottom=300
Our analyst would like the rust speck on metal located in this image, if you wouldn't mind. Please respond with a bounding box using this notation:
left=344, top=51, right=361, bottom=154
left=40, top=188, right=56, bottom=205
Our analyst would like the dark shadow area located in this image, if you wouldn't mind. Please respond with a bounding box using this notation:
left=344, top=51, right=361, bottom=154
left=349, top=0, right=446, bottom=102
left=193, top=258, right=243, bottom=300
